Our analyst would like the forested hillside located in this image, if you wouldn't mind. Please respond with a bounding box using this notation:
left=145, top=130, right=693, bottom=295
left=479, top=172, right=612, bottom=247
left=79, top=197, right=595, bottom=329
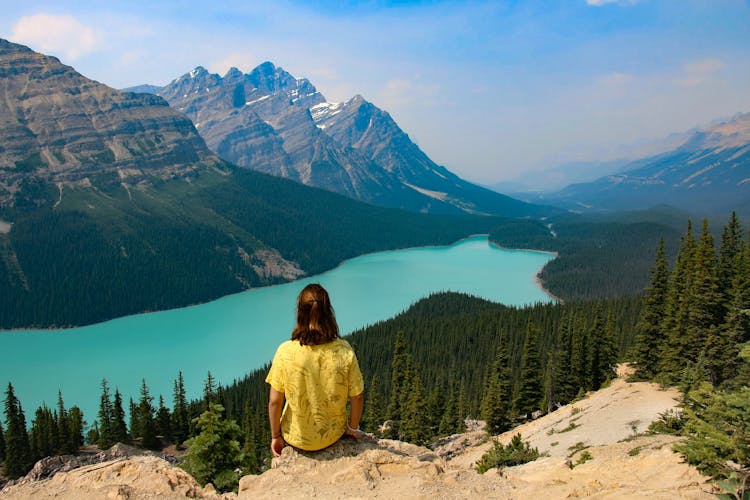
left=0, top=166, right=502, bottom=329
left=489, top=211, right=683, bottom=300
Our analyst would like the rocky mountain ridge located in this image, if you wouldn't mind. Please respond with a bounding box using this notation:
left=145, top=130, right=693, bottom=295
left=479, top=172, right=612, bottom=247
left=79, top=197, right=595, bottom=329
left=0, top=39, right=219, bottom=209
left=1, top=368, right=712, bottom=499
left=130, top=63, right=552, bottom=217
left=540, top=112, right=750, bottom=215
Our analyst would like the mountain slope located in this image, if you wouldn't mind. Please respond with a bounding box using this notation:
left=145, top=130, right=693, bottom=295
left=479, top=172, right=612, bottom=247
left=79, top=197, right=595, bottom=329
left=542, top=112, right=750, bottom=215
left=0, top=39, right=501, bottom=329
left=130, top=64, right=553, bottom=217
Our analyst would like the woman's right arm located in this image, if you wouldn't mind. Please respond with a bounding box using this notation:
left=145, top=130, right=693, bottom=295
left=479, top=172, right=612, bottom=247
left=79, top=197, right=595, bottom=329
left=268, top=387, right=285, bottom=457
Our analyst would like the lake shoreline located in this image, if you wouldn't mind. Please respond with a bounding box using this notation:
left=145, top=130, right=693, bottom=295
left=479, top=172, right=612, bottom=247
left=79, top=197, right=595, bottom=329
left=1, top=233, right=509, bottom=333
left=487, top=240, right=561, bottom=303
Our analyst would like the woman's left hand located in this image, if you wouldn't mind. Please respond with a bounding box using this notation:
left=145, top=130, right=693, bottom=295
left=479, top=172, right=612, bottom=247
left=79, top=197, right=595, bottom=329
left=271, top=436, right=286, bottom=457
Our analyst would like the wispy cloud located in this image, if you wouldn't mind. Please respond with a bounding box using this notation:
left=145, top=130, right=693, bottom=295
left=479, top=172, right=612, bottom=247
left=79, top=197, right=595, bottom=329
left=674, top=58, right=724, bottom=86
left=11, top=13, right=98, bottom=60
left=586, top=0, right=638, bottom=6
left=378, top=78, right=440, bottom=108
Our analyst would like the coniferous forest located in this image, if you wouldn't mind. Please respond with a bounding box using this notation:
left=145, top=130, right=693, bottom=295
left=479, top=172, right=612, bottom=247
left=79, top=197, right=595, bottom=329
left=2, top=213, right=749, bottom=494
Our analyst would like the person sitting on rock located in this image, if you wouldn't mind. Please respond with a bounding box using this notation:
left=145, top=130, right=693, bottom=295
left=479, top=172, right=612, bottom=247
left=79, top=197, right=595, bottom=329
left=266, top=283, right=365, bottom=457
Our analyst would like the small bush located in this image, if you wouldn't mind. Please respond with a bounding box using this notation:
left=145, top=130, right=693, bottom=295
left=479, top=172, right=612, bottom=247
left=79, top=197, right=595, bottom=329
left=475, top=434, right=540, bottom=474
left=648, top=409, right=684, bottom=435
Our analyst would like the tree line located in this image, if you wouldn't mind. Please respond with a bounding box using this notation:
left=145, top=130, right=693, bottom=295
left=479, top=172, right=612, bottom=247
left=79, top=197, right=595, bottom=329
left=628, top=212, right=750, bottom=492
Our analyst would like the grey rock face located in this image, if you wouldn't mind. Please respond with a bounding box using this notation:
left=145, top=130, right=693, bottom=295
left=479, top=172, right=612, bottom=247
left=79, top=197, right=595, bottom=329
left=0, top=39, right=219, bottom=207
left=145, top=63, right=551, bottom=216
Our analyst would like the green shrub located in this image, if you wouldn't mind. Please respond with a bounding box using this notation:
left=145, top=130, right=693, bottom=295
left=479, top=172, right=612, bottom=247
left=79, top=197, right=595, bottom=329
left=475, top=434, right=540, bottom=474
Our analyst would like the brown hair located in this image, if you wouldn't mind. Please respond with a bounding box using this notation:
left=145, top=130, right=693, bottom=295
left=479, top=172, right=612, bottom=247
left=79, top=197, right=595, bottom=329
left=291, top=283, right=340, bottom=346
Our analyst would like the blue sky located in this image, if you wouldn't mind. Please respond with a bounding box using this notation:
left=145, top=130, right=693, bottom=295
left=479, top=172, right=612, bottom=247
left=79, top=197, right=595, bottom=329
left=1, top=0, right=749, bottom=185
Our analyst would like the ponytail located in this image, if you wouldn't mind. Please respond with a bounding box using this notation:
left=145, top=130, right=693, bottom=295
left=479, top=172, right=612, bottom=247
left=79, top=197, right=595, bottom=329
left=291, top=284, right=339, bottom=345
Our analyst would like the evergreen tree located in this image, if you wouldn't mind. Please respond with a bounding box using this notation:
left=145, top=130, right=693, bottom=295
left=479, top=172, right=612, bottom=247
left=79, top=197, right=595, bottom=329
left=97, top=379, right=114, bottom=449
left=361, top=375, right=385, bottom=436
left=455, top=379, right=468, bottom=433
left=202, top=372, right=217, bottom=412
left=111, top=389, right=128, bottom=444
left=631, top=240, right=670, bottom=379
left=172, top=372, right=190, bottom=445
left=589, top=306, right=616, bottom=389
left=717, top=211, right=743, bottom=317
left=155, top=395, right=172, bottom=442
left=425, top=386, right=445, bottom=438
left=658, top=221, right=697, bottom=381
left=480, top=335, right=512, bottom=434
left=570, top=311, right=590, bottom=392
left=128, top=398, right=138, bottom=444
left=241, top=401, right=260, bottom=474
left=0, top=419, right=5, bottom=463
left=514, top=322, right=544, bottom=418
left=687, top=219, right=721, bottom=361
left=400, top=366, right=430, bottom=445
left=68, top=406, right=84, bottom=451
left=553, top=312, right=577, bottom=404
left=386, top=332, right=409, bottom=422
left=136, top=379, right=158, bottom=450
left=4, top=383, right=32, bottom=479
left=56, top=391, right=71, bottom=454
left=438, top=379, right=460, bottom=436
left=180, top=403, right=243, bottom=492
left=30, top=405, right=56, bottom=460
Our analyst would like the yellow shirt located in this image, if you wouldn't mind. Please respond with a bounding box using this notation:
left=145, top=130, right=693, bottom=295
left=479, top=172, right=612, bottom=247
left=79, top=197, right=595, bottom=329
left=265, top=338, right=364, bottom=451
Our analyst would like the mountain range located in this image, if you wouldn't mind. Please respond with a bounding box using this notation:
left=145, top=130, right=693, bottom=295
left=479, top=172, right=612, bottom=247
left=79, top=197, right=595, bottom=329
left=126, top=63, right=551, bottom=217
left=536, top=112, right=750, bottom=215
left=0, top=39, right=508, bottom=328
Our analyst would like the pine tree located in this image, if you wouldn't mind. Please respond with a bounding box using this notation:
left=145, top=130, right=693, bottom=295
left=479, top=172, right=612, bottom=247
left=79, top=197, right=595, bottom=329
left=687, top=219, right=722, bottom=361
left=156, top=395, right=172, bottom=442
left=361, top=375, right=385, bottom=436
left=111, top=389, right=128, bottom=444
left=4, top=383, right=32, bottom=479
left=632, top=240, right=670, bottom=379
left=480, top=335, right=512, bottom=434
left=56, top=391, right=71, bottom=454
left=180, top=403, right=243, bottom=492
left=30, top=405, right=56, bottom=460
left=241, top=401, right=260, bottom=474
left=425, top=386, right=445, bottom=438
left=553, top=312, right=577, bottom=404
left=136, top=379, right=158, bottom=450
left=658, top=221, right=697, bottom=381
left=128, top=398, right=138, bottom=443
left=386, top=332, right=409, bottom=422
left=97, top=379, right=114, bottom=449
left=0, top=419, right=6, bottom=463
left=68, top=406, right=84, bottom=450
left=717, top=211, right=743, bottom=318
left=438, top=379, right=460, bottom=436
left=514, top=322, right=544, bottom=419
left=202, top=372, right=217, bottom=412
left=172, top=372, right=190, bottom=445
left=570, top=311, right=589, bottom=393
left=401, top=367, right=430, bottom=445
left=705, top=226, right=750, bottom=385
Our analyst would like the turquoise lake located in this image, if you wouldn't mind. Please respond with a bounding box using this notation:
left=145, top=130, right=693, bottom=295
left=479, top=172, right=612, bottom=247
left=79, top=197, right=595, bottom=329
left=0, top=235, right=554, bottom=421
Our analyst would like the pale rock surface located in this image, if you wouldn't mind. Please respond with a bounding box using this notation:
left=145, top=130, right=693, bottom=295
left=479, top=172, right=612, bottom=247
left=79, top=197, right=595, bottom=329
left=1, top=366, right=714, bottom=499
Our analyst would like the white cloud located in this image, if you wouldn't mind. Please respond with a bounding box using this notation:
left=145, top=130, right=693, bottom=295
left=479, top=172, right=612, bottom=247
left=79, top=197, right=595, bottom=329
left=208, top=52, right=258, bottom=76
left=11, top=13, right=98, bottom=61
left=586, top=0, right=638, bottom=6
left=674, top=58, right=724, bottom=86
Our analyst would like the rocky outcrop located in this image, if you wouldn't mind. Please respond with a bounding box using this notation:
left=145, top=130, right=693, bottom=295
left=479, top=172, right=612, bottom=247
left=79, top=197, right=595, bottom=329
left=2, top=371, right=713, bottom=499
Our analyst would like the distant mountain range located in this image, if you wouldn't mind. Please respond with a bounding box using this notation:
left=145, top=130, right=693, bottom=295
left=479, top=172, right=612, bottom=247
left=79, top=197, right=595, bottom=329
left=532, top=113, right=750, bottom=215
left=126, top=63, right=553, bottom=217
left=0, top=39, right=507, bottom=328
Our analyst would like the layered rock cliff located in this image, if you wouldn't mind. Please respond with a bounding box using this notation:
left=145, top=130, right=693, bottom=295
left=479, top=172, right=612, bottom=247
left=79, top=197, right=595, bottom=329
left=0, top=39, right=219, bottom=208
